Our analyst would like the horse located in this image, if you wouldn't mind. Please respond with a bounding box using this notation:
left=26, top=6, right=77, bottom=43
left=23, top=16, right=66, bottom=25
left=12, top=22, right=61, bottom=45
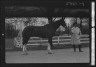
left=22, top=18, right=66, bottom=55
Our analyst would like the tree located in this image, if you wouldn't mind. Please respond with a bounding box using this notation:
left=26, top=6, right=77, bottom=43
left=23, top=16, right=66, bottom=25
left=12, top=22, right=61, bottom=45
left=80, top=18, right=89, bottom=34
left=5, top=23, right=14, bottom=38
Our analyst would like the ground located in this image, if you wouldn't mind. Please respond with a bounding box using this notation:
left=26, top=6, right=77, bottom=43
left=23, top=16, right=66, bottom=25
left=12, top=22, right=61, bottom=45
left=5, top=47, right=90, bottom=63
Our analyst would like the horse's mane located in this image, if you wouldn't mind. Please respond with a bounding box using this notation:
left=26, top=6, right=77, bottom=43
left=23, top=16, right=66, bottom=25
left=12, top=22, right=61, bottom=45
left=44, top=19, right=62, bottom=26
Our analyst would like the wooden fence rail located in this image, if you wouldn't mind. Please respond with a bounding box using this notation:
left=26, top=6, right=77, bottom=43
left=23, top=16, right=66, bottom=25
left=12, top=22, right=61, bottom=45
left=14, top=34, right=90, bottom=47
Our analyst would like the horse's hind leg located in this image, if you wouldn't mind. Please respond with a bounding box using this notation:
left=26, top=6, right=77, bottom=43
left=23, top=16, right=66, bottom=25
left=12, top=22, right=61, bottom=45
left=22, top=44, right=28, bottom=55
left=22, top=37, right=29, bottom=55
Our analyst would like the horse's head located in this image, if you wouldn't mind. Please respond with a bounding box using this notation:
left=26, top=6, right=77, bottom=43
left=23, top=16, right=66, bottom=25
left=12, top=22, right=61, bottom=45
left=51, top=17, right=67, bottom=31
left=59, top=17, right=67, bottom=28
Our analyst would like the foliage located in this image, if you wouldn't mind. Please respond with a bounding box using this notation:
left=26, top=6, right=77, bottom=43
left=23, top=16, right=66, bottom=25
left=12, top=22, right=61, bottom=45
left=5, top=23, right=19, bottom=38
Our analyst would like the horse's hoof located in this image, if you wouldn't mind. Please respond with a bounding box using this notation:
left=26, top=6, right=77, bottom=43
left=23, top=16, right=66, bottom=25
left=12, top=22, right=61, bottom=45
left=48, top=52, right=53, bottom=54
left=22, top=53, right=28, bottom=55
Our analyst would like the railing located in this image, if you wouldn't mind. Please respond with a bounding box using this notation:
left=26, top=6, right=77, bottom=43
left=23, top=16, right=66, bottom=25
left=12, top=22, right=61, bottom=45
left=14, top=34, right=89, bottom=47
left=27, top=34, right=89, bottom=45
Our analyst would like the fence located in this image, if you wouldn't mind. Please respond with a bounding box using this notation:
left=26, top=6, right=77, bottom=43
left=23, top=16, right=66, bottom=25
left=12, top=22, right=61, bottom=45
left=14, top=34, right=89, bottom=48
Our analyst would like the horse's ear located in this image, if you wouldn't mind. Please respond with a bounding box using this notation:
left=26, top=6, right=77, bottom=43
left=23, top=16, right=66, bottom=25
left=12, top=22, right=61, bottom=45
left=63, top=17, right=65, bottom=21
left=62, top=17, right=64, bottom=19
left=61, top=17, right=65, bottom=21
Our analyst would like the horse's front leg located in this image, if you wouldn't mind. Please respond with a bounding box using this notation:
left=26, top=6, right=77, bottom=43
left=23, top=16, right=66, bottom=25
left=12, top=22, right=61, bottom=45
left=48, top=38, right=53, bottom=54
left=48, top=37, right=53, bottom=49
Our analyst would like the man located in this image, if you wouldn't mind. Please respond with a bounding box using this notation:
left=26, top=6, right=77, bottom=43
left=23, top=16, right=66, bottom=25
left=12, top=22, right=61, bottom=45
left=70, top=23, right=83, bottom=52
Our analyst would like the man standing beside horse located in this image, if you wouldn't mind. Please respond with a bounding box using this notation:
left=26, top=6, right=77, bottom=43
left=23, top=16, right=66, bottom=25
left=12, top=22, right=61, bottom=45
left=70, top=23, right=83, bottom=52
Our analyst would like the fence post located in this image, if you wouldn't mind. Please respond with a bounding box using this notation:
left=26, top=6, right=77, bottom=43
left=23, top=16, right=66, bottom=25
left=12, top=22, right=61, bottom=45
left=58, top=36, right=59, bottom=46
